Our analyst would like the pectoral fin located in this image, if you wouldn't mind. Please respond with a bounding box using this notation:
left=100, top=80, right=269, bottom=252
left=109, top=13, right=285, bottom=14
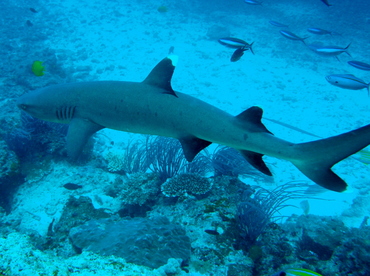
left=67, top=118, right=104, bottom=160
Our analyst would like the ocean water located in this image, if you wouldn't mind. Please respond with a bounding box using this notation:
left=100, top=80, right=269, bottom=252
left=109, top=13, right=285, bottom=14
left=1, top=0, right=370, bottom=275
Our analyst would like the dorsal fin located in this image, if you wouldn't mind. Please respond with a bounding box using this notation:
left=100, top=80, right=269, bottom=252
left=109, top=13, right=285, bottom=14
left=142, top=55, right=178, bottom=97
left=236, top=106, right=272, bottom=134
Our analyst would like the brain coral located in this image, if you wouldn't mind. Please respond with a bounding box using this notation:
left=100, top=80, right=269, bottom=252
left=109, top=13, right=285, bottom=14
left=161, top=173, right=212, bottom=197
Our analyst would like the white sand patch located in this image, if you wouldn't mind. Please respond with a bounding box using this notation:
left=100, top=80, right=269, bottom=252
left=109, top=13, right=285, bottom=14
left=5, top=161, right=121, bottom=236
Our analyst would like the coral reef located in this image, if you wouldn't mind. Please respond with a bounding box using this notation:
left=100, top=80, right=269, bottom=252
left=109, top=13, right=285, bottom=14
left=0, top=139, right=20, bottom=179
left=161, top=173, right=212, bottom=197
left=251, top=214, right=370, bottom=276
left=106, top=172, right=161, bottom=206
left=0, top=139, right=22, bottom=212
left=331, top=225, right=370, bottom=275
left=5, top=112, right=68, bottom=160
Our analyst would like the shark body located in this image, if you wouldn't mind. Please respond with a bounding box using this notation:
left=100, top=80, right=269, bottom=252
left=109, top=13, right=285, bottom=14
left=17, top=56, right=370, bottom=192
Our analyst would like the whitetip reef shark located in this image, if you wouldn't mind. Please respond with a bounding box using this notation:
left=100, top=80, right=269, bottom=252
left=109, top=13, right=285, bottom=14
left=17, top=55, right=370, bottom=192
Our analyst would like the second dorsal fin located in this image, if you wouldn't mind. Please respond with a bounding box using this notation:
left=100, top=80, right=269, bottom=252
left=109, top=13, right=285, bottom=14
left=142, top=55, right=179, bottom=97
left=236, top=106, right=272, bottom=134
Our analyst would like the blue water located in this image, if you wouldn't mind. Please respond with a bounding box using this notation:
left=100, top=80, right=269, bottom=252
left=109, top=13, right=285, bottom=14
left=1, top=0, right=370, bottom=275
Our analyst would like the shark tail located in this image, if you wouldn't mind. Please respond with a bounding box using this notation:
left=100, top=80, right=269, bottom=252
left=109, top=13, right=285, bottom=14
left=301, top=36, right=310, bottom=45
left=234, top=106, right=370, bottom=192
left=291, top=123, right=370, bottom=192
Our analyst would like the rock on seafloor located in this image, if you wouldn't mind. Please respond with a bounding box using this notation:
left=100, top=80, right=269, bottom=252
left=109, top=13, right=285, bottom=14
left=69, top=216, right=191, bottom=269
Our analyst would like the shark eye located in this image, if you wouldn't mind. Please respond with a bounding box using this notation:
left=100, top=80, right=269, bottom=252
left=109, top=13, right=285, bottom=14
left=20, top=104, right=27, bottom=110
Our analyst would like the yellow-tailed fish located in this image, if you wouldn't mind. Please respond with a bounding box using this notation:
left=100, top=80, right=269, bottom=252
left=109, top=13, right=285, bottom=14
left=31, top=61, right=45, bottom=76
left=352, top=149, right=370, bottom=164
left=272, top=268, right=323, bottom=276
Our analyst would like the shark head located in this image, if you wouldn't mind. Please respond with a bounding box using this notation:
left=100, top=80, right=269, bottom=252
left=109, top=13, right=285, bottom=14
left=17, top=85, right=76, bottom=124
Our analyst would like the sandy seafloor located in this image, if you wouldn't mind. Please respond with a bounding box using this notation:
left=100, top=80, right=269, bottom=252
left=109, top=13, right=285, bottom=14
left=1, top=0, right=370, bottom=275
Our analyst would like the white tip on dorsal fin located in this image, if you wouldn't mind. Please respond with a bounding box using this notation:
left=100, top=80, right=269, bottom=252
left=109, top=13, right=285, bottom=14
left=167, top=54, right=178, bottom=67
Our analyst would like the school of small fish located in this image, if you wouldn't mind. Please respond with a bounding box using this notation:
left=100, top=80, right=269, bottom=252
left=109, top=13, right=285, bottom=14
left=217, top=0, right=369, bottom=96
left=217, top=4, right=370, bottom=175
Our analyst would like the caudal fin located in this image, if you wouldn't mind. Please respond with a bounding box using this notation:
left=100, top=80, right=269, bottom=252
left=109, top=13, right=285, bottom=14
left=301, top=36, right=310, bottom=45
left=249, top=42, right=255, bottom=55
left=291, top=123, right=370, bottom=192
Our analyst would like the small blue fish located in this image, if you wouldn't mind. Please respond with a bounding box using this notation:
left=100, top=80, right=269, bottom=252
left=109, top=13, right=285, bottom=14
left=348, top=60, right=370, bottom=71
left=272, top=268, right=323, bottom=276
left=279, top=30, right=308, bottom=44
left=308, top=43, right=351, bottom=59
left=307, top=27, right=338, bottom=36
left=244, top=0, right=262, bottom=5
left=326, top=74, right=370, bottom=95
left=218, top=37, right=254, bottom=52
left=269, top=21, right=288, bottom=28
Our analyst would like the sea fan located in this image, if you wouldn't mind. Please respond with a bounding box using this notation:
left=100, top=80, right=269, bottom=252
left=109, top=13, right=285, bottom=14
left=237, top=181, right=321, bottom=245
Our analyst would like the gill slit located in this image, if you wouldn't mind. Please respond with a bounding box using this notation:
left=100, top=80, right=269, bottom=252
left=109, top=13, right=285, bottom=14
left=56, top=106, right=76, bottom=121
